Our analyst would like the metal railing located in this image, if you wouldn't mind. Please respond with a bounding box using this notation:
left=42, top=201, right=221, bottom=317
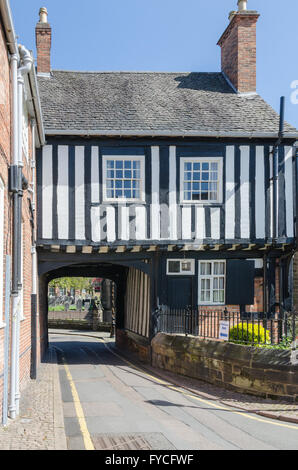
left=154, top=307, right=298, bottom=349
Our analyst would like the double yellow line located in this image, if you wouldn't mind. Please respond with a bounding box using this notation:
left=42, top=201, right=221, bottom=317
left=62, top=358, right=95, bottom=450
left=57, top=334, right=298, bottom=452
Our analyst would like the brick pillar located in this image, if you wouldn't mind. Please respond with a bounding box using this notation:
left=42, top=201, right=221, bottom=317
left=217, top=6, right=259, bottom=93
left=35, top=8, right=52, bottom=75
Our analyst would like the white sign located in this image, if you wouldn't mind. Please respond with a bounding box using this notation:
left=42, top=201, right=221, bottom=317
left=219, top=321, right=230, bottom=341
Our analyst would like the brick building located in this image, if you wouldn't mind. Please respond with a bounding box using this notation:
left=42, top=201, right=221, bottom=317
left=0, top=0, right=45, bottom=425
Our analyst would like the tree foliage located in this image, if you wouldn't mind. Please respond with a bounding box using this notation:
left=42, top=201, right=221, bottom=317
left=48, top=277, right=94, bottom=294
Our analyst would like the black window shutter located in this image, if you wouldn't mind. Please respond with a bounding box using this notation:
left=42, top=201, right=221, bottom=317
left=226, top=260, right=255, bottom=306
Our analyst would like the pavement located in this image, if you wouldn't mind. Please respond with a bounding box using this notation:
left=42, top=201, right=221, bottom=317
left=0, top=329, right=298, bottom=450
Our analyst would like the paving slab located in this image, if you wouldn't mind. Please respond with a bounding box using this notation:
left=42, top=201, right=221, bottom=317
left=0, top=347, right=67, bottom=450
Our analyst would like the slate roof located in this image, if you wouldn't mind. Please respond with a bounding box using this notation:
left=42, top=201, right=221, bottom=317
left=37, top=71, right=298, bottom=138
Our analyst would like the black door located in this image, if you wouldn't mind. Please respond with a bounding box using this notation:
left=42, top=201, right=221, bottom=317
left=167, top=277, right=193, bottom=308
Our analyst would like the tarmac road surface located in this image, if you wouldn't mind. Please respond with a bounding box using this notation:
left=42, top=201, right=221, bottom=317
left=50, top=332, right=298, bottom=451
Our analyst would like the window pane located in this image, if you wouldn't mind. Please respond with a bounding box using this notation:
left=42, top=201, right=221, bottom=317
left=214, top=262, right=225, bottom=275
left=219, top=290, right=225, bottom=302
left=200, top=263, right=212, bottom=275
left=168, top=261, right=180, bottom=273
left=181, top=261, right=192, bottom=272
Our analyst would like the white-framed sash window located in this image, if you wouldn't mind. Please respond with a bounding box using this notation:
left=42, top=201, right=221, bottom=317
left=103, top=155, right=145, bottom=203
left=180, top=157, right=223, bottom=204
left=198, top=260, right=226, bottom=305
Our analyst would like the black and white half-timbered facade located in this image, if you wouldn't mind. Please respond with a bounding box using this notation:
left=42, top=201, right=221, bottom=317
left=35, top=3, right=298, bottom=343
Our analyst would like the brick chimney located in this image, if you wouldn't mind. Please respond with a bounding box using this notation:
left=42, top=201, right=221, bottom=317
left=217, top=1, right=259, bottom=94
left=35, top=7, right=51, bottom=75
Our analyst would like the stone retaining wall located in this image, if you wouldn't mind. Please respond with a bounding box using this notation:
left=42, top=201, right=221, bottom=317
left=48, top=319, right=111, bottom=332
left=151, top=333, right=298, bottom=402
left=116, top=329, right=151, bottom=364
left=116, top=329, right=298, bottom=402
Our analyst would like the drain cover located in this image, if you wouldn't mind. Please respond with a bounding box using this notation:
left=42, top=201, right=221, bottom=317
left=92, top=434, right=152, bottom=450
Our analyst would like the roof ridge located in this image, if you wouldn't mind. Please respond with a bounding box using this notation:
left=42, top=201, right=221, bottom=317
left=50, top=70, right=222, bottom=75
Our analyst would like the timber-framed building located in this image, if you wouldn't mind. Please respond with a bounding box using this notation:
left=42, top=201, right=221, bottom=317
left=35, top=2, right=298, bottom=353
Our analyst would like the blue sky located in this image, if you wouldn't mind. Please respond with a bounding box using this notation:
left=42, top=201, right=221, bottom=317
left=10, top=0, right=298, bottom=129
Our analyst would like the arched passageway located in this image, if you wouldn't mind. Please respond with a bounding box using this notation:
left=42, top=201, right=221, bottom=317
left=37, top=250, right=153, bottom=361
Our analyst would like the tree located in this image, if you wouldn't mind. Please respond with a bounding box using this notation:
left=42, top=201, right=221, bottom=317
left=48, top=277, right=94, bottom=295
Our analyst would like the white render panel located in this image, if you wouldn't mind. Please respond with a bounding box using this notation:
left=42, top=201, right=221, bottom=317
left=91, top=146, right=100, bottom=203
left=91, top=206, right=101, bottom=242
left=240, top=146, right=250, bottom=239
left=57, top=146, right=69, bottom=240
left=255, top=146, right=265, bottom=239
left=75, top=146, right=85, bottom=240
left=196, top=206, right=206, bottom=240
left=151, top=146, right=160, bottom=240
left=285, top=146, right=294, bottom=238
left=225, top=146, right=235, bottom=239
left=120, top=206, right=129, bottom=241
left=169, top=146, right=177, bottom=240
left=106, top=206, right=116, bottom=242
left=210, top=207, right=220, bottom=240
left=135, top=206, right=146, bottom=240
left=182, top=206, right=192, bottom=240
left=42, top=145, right=53, bottom=239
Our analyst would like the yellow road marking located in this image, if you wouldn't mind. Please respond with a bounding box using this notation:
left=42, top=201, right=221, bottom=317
left=53, top=333, right=298, bottom=433
left=62, top=358, right=95, bottom=450
left=99, top=338, right=298, bottom=432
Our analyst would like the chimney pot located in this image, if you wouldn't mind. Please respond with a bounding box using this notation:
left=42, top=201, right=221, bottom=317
left=238, top=0, right=247, bottom=11
left=39, top=7, right=48, bottom=23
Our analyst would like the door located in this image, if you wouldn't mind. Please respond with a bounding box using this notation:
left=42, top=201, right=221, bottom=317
left=167, top=277, right=193, bottom=308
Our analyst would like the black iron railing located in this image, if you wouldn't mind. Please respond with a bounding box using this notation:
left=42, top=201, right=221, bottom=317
left=154, top=307, right=298, bottom=349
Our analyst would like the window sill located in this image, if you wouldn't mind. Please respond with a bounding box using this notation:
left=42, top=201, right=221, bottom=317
left=102, top=199, right=146, bottom=205
left=180, top=201, right=223, bottom=205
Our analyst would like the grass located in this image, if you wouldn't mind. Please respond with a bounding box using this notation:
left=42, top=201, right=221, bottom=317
left=48, top=305, right=85, bottom=312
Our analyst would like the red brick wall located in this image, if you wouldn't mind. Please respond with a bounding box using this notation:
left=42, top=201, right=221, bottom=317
left=0, top=15, right=12, bottom=421
left=35, top=23, right=52, bottom=74
left=218, top=12, right=259, bottom=93
left=0, top=17, right=43, bottom=420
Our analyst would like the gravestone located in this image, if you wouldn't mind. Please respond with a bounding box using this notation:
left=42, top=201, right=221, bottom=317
left=76, top=298, right=82, bottom=312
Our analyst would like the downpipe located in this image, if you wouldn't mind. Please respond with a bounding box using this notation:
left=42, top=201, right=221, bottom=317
left=9, top=44, right=33, bottom=419
left=31, top=119, right=38, bottom=380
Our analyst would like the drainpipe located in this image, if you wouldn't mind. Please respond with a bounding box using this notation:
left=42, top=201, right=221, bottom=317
left=9, top=44, right=33, bottom=419
left=31, top=119, right=38, bottom=380
left=8, top=52, right=20, bottom=420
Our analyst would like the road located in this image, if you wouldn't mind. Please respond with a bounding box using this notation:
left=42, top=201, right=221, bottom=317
left=50, top=332, right=298, bottom=451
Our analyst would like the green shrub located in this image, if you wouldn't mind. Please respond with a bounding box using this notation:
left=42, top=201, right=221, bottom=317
left=229, top=322, right=270, bottom=345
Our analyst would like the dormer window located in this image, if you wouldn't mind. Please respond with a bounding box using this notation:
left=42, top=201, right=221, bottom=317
left=180, top=157, right=223, bottom=204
